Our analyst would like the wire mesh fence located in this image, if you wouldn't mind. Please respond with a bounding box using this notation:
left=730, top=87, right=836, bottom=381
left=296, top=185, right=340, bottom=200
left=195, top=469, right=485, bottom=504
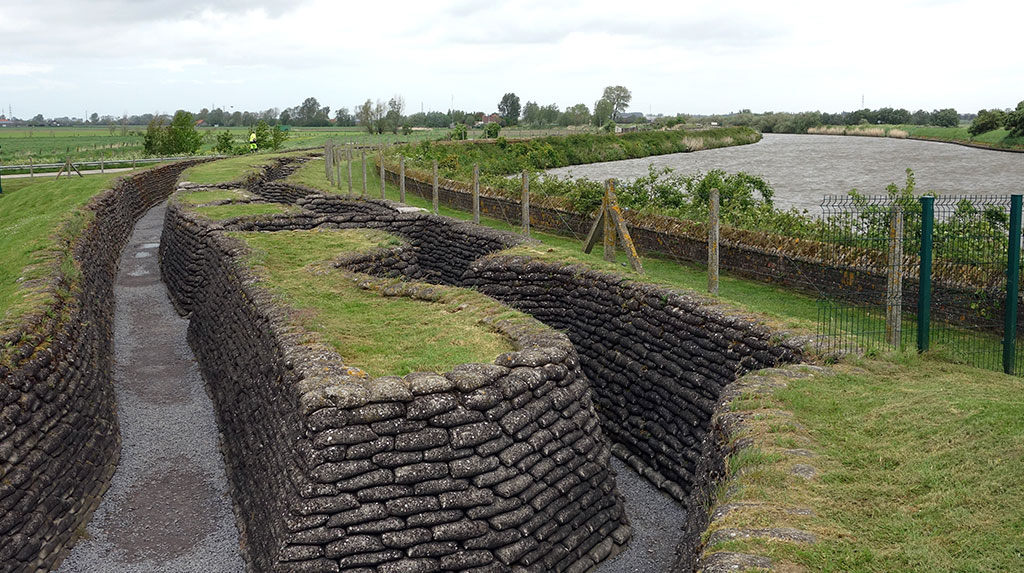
left=816, top=193, right=1024, bottom=375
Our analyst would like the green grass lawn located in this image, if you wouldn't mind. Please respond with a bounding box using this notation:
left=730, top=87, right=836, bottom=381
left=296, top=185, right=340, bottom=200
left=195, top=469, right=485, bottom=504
left=713, top=353, right=1024, bottom=572
left=0, top=173, right=124, bottom=330
left=191, top=203, right=295, bottom=220
left=175, top=189, right=250, bottom=205
left=179, top=154, right=281, bottom=185
left=232, top=229, right=522, bottom=377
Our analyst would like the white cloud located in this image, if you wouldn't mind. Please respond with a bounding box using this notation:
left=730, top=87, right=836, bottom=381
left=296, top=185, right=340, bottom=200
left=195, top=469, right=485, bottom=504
left=0, top=63, right=53, bottom=76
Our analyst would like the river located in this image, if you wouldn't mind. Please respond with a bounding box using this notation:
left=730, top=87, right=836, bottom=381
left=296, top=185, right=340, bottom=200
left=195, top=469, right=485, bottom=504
left=545, top=133, right=1024, bottom=213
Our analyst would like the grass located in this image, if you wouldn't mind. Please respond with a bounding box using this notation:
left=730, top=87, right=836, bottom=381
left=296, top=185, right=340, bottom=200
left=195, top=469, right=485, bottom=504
left=286, top=155, right=822, bottom=334
left=232, top=228, right=521, bottom=377
left=191, top=203, right=295, bottom=220
left=808, top=124, right=1024, bottom=150
left=175, top=189, right=250, bottom=205
left=179, top=154, right=283, bottom=185
left=711, top=354, right=1024, bottom=572
left=0, top=173, right=123, bottom=330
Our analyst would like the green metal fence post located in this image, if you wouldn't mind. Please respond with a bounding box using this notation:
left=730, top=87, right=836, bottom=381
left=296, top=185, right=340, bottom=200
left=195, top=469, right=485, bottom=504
left=917, top=196, right=934, bottom=352
left=1003, top=194, right=1022, bottom=374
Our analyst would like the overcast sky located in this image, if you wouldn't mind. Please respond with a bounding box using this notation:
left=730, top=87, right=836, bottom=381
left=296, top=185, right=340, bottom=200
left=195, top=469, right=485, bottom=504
left=1, top=0, right=1021, bottom=119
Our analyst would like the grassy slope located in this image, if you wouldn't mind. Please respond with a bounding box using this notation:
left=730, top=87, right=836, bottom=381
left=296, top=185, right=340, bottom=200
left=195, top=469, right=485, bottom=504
left=0, top=173, right=124, bottom=329
left=233, top=229, right=520, bottom=377
left=833, top=124, right=1024, bottom=150
left=192, top=203, right=295, bottom=220
left=288, top=152, right=1024, bottom=571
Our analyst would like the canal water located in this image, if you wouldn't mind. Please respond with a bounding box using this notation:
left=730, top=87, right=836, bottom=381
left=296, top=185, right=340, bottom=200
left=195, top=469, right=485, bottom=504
left=545, top=134, right=1024, bottom=213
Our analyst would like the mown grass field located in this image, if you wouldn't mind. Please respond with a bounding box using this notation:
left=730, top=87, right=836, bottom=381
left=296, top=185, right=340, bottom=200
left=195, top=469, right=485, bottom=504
left=0, top=172, right=125, bottom=330
left=231, top=229, right=522, bottom=376
left=810, top=123, right=1024, bottom=151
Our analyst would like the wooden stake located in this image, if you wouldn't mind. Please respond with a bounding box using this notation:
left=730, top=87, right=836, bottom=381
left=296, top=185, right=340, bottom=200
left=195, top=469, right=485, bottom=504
left=380, top=151, right=386, bottom=200
left=361, top=151, right=367, bottom=197
left=346, top=145, right=353, bottom=195
left=603, top=180, right=615, bottom=262
left=432, top=160, right=439, bottom=214
left=400, top=156, right=406, bottom=203
left=473, top=163, right=480, bottom=224
left=521, top=171, right=530, bottom=237
left=708, top=187, right=720, bottom=295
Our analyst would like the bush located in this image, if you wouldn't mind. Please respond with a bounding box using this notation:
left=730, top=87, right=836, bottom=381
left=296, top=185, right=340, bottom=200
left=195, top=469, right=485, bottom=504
left=213, top=130, right=235, bottom=154
left=483, top=122, right=500, bottom=138
left=450, top=123, right=468, bottom=141
left=602, top=121, right=616, bottom=133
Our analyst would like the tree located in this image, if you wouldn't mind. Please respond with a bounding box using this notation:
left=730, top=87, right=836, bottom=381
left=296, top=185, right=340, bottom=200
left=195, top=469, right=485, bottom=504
left=969, top=109, right=1007, bottom=136
left=602, top=86, right=632, bottom=120
left=561, top=103, right=591, bottom=126
left=498, top=93, right=521, bottom=126
left=279, top=110, right=291, bottom=126
left=539, top=104, right=560, bottom=125
left=931, top=108, right=959, bottom=127
left=593, top=98, right=613, bottom=126
left=271, top=125, right=289, bottom=150
left=213, top=130, right=236, bottom=154
left=334, top=107, right=355, bottom=127
left=165, top=110, right=203, bottom=154
left=89, top=112, right=99, bottom=124
left=483, top=122, right=500, bottom=138
left=909, top=109, right=931, bottom=125
left=385, top=96, right=405, bottom=134
left=521, top=101, right=540, bottom=125
left=252, top=120, right=272, bottom=150
left=1005, top=101, right=1024, bottom=137
left=357, top=100, right=375, bottom=134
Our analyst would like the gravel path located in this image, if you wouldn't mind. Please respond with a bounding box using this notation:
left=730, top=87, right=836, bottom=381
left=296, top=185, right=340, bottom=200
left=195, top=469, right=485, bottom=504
left=595, top=458, right=688, bottom=573
left=58, top=202, right=244, bottom=573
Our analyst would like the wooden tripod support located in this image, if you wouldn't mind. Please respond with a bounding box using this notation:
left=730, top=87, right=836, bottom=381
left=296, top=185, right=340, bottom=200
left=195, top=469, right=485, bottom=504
left=583, top=179, right=643, bottom=273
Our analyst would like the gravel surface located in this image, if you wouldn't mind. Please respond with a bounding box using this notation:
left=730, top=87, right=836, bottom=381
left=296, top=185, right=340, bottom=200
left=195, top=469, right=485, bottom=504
left=595, top=457, right=688, bottom=573
left=58, top=202, right=244, bottom=573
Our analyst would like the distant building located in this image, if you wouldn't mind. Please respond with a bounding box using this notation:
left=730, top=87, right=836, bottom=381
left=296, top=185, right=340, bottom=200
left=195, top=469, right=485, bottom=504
left=0, top=118, right=12, bottom=128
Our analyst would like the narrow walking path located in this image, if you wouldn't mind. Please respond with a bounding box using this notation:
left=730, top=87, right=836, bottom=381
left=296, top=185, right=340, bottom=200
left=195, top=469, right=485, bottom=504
left=58, top=202, right=244, bottom=573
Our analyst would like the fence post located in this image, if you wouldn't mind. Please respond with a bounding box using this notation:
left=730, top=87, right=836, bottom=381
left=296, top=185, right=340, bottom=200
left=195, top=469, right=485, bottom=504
left=400, top=156, right=406, bottom=203
left=335, top=148, right=342, bottom=190
left=1003, top=194, right=1022, bottom=374
left=708, top=187, right=720, bottom=295
left=380, top=152, right=386, bottom=200
left=29, top=155, right=34, bottom=178
left=886, top=204, right=905, bottom=347
left=432, top=159, right=439, bottom=214
left=347, top=145, right=353, bottom=195
left=521, top=171, right=530, bottom=236
left=100, top=155, right=105, bottom=174
left=361, top=151, right=367, bottom=197
left=604, top=180, right=616, bottom=262
left=917, top=196, right=934, bottom=352
left=473, top=164, right=480, bottom=224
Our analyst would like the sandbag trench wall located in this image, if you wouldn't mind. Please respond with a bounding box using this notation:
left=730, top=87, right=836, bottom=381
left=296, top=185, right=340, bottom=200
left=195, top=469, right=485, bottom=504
left=383, top=165, right=1009, bottom=333
left=0, top=160, right=205, bottom=571
left=159, top=199, right=632, bottom=572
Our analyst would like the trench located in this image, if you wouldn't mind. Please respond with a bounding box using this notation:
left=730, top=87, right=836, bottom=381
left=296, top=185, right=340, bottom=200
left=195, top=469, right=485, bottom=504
left=56, top=203, right=244, bottom=573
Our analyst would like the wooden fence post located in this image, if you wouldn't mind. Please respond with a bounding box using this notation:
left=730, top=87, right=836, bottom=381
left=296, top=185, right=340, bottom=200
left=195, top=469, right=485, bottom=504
left=708, top=187, right=720, bottom=295
left=473, top=163, right=480, bottom=224
left=400, top=156, right=406, bottom=203
left=432, top=160, right=439, bottom=214
left=361, top=151, right=367, bottom=197
left=346, top=145, right=353, bottom=195
left=29, top=155, right=34, bottom=178
left=521, top=171, right=530, bottom=236
left=380, top=151, right=386, bottom=200
left=335, top=148, right=342, bottom=189
left=886, top=204, right=905, bottom=347
left=603, top=180, right=615, bottom=262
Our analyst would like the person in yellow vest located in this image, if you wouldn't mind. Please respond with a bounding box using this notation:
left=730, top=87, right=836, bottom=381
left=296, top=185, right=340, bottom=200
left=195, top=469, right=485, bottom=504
left=249, top=131, right=257, bottom=153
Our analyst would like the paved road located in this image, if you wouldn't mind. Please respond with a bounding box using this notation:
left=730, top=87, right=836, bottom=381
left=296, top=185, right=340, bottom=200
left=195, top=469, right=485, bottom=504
left=57, top=202, right=244, bottom=573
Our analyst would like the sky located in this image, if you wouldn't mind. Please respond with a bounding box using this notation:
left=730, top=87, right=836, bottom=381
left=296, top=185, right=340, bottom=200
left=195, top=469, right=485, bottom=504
left=1, top=0, right=1022, bottom=120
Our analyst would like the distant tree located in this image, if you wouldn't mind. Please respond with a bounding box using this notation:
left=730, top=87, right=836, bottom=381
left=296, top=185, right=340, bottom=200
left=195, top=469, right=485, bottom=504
left=271, top=124, right=289, bottom=150
left=931, top=108, right=959, bottom=127
left=279, top=110, right=291, bottom=125
left=602, top=86, right=632, bottom=120
left=1005, top=101, right=1024, bottom=137
left=143, top=116, right=166, bottom=155
left=424, top=111, right=448, bottom=127
left=521, top=101, right=540, bottom=125
left=165, top=110, right=203, bottom=154
left=357, top=100, right=374, bottom=134
left=498, top=93, right=521, bottom=126
left=385, top=96, right=405, bottom=134
left=450, top=123, right=468, bottom=140
left=483, top=122, right=500, bottom=138
left=260, top=108, right=279, bottom=125
left=560, top=103, right=591, bottom=126
left=334, top=107, right=355, bottom=127
left=207, top=108, right=225, bottom=126
left=213, top=130, right=235, bottom=154
left=969, top=109, right=1007, bottom=136
left=89, top=112, right=99, bottom=124
left=909, top=109, right=930, bottom=125
left=593, top=98, right=613, bottom=126
left=538, top=104, right=560, bottom=125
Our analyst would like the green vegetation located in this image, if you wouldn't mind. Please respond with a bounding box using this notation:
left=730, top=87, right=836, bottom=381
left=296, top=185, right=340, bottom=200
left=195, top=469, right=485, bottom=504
left=143, top=111, right=203, bottom=155
left=233, top=229, right=521, bottom=376
left=175, top=189, right=250, bottom=205
left=179, top=154, right=288, bottom=185
left=711, top=354, right=1024, bottom=572
left=0, top=173, right=123, bottom=330
left=395, top=127, right=761, bottom=177
left=192, top=203, right=294, bottom=220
